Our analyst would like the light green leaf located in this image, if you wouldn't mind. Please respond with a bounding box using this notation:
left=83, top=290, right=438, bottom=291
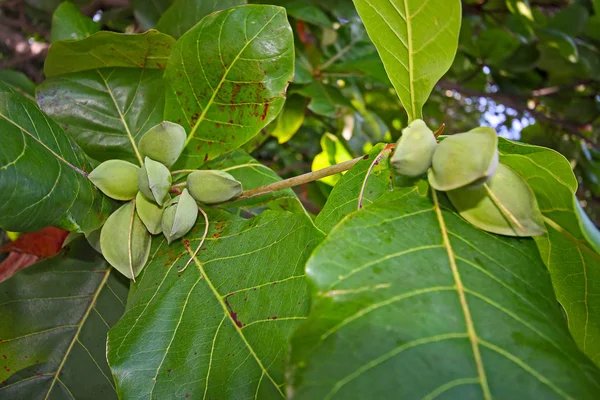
left=37, top=68, right=165, bottom=164
left=498, top=138, right=600, bottom=365
left=155, top=0, right=247, bottom=38
left=312, top=133, right=353, bottom=186
left=44, top=30, right=175, bottom=78
left=315, top=143, right=394, bottom=232
left=270, top=94, right=306, bottom=144
left=107, top=210, right=323, bottom=399
left=164, top=5, right=294, bottom=168
left=289, top=188, right=600, bottom=398
left=50, top=1, right=99, bottom=42
left=0, top=89, right=110, bottom=233
left=353, top=0, right=461, bottom=121
left=0, top=237, right=128, bottom=398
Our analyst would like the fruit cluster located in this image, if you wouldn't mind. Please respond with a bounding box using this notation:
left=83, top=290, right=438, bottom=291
left=87, top=122, right=243, bottom=280
left=391, top=120, right=544, bottom=237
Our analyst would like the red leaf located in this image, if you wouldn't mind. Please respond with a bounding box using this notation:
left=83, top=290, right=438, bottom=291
left=0, top=227, right=69, bottom=282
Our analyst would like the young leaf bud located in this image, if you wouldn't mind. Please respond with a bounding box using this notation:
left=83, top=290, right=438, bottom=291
left=428, top=127, right=499, bottom=191
left=186, top=170, right=243, bottom=204
left=138, top=121, right=187, bottom=168
left=100, top=201, right=151, bottom=280
left=390, top=119, right=437, bottom=177
left=136, top=191, right=165, bottom=235
left=88, top=160, right=139, bottom=200
left=447, top=164, right=545, bottom=237
left=138, top=157, right=172, bottom=206
left=161, top=188, right=198, bottom=244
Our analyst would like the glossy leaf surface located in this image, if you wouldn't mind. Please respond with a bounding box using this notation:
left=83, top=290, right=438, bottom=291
left=289, top=188, right=600, bottom=398
left=107, top=209, right=323, bottom=399
left=164, top=5, right=294, bottom=167
left=0, top=238, right=128, bottom=398
left=0, top=89, right=110, bottom=233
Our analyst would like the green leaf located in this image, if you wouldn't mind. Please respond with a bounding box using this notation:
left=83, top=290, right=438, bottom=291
left=353, top=0, right=461, bottom=122
left=155, top=0, right=247, bottom=38
left=50, top=1, right=99, bottom=42
left=132, top=0, right=174, bottom=31
left=285, top=1, right=331, bottom=26
left=270, top=94, right=306, bottom=144
left=288, top=188, right=600, bottom=398
left=477, top=28, right=520, bottom=65
left=315, top=143, right=393, bottom=232
left=107, top=209, right=323, bottom=399
left=0, top=70, right=36, bottom=100
left=498, top=138, right=600, bottom=364
left=37, top=68, right=165, bottom=164
left=164, top=5, right=294, bottom=168
left=547, top=2, right=589, bottom=37
left=0, top=89, right=110, bottom=233
left=0, top=237, right=128, bottom=398
left=199, top=150, right=306, bottom=214
left=44, top=30, right=175, bottom=78
left=537, top=28, right=579, bottom=64
left=295, top=81, right=353, bottom=118
left=312, top=133, right=353, bottom=186
left=326, top=53, right=391, bottom=85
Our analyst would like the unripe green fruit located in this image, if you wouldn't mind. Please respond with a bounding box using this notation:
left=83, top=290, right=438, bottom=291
left=88, top=160, right=139, bottom=200
left=390, top=119, right=437, bottom=177
left=100, top=201, right=151, bottom=280
left=428, top=127, right=499, bottom=191
left=161, top=188, right=198, bottom=244
left=136, top=191, right=165, bottom=235
left=186, top=170, right=243, bottom=204
left=138, top=121, right=187, bottom=168
left=138, top=157, right=172, bottom=206
left=447, top=163, right=545, bottom=237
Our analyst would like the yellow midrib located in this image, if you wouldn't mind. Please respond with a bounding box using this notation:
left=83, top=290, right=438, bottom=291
left=44, top=268, right=112, bottom=400
left=403, top=0, right=416, bottom=122
left=185, top=245, right=285, bottom=398
left=432, top=190, right=491, bottom=400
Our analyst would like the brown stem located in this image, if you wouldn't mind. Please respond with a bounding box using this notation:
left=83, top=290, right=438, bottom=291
left=235, top=155, right=367, bottom=201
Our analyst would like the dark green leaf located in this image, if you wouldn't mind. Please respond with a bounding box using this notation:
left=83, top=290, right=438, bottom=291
left=353, top=0, right=461, bottom=121
left=315, top=143, right=393, bottom=232
left=0, top=89, right=110, bottom=233
left=107, top=209, right=323, bottom=399
left=285, top=1, right=331, bottom=26
left=0, top=237, right=128, bottom=398
left=0, top=70, right=36, bottom=100
left=295, top=81, right=353, bottom=118
left=499, top=138, right=600, bottom=364
left=477, top=28, right=520, bottom=65
left=132, top=0, right=174, bottom=31
left=289, top=188, right=600, bottom=398
left=155, top=0, right=247, bottom=38
left=547, top=2, right=589, bottom=37
left=50, top=2, right=99, bottom=42
left=37, top=68, right=165, bottom=164
left=164, top=5, right=294, bottom=168
left=44, top=30, right=175, bottom=78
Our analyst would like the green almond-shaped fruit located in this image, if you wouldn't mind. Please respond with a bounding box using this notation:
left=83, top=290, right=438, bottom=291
left=88, top=160, right=139, bottom=200
left=390, top=119, right=437, bottom=177
left=138, top=121, right=187, bottom=168
left=161, top=188, right=198, bottom=244
left=136, top=191, right=165, bottom=235
left=100, top=201, right=151, bottom=280
left=447, top=163, right=545, bottom=237
left=138, top=157, right=172, bottom=206
left=187, top=170, right=243, bottom=204
left=428, top=127, right=499, bottom=191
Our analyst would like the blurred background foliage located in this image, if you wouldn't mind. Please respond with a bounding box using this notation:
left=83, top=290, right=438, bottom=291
left=1, top=0, right=599, bottom=222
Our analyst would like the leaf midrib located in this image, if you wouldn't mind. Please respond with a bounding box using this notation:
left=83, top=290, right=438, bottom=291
left=184, top=8, right=283, bottom=146
left=185, top=245, right=285, bottom=397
